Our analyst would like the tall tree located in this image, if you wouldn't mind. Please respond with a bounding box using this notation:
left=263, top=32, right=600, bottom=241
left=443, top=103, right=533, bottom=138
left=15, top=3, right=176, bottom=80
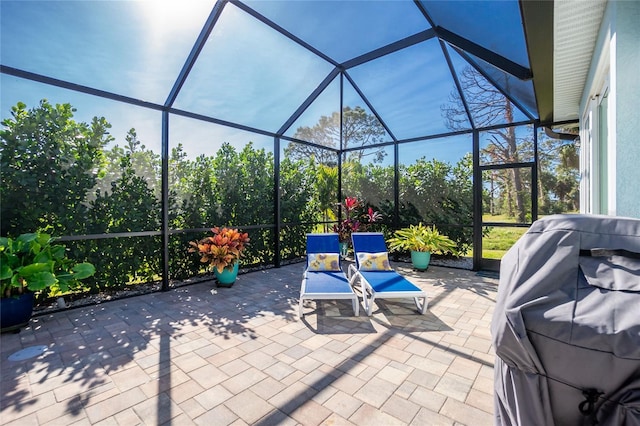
left=342, top=160, right=393, bottom=208
left=313, top=163, right=338, bottom=231
left=442, top=67, right=528, bottom=222
left=399, top=154, right=474, bottom=253
left=0, top=100, right=112, bottom=236
left=286, top=106, right=387, bottom=165
left=87, top=153, right=161, bottom=289
left=538, top=133, right=580, bottom=213
left=93, top=128, right=161, bottom=202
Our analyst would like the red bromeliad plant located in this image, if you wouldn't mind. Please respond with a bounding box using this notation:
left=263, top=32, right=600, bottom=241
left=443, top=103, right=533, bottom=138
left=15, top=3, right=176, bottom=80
left=366, top=207, right=383, bottom=223
left=333, top=218, right=361, bottom=243
left=343, top=196, right=358, bottom=212
left=333, top=197, right=360, bottom=242
left=333, top=197, right=382, bottom=243
left=189, top=227, right=250, bottom=273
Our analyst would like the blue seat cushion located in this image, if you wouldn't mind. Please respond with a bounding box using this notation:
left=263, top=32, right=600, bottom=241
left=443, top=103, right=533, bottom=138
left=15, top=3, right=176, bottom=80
left=304, top=271, right=353, bottom=294
left=359, top=271, right=422, bottom=292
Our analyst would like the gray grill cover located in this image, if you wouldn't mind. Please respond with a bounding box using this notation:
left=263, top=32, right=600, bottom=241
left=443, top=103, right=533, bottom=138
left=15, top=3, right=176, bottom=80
left=491, top=214, right=640, bottom=425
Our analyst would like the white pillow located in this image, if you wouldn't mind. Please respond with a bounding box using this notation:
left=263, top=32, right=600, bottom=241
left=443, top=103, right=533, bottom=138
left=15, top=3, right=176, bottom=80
left=308, top=253, right=341, bottom=271
left=357, top=252, right=392, bottom=271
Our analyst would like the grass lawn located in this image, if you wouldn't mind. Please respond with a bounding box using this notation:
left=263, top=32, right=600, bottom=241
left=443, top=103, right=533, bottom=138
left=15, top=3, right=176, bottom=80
left=482, top=214, right=529, bottom=259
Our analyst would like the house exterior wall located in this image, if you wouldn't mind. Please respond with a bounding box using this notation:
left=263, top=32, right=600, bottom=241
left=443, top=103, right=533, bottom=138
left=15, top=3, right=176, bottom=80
left=579, top=0, right=640, bottom=218
left=614, top=0, right=640, bottom=218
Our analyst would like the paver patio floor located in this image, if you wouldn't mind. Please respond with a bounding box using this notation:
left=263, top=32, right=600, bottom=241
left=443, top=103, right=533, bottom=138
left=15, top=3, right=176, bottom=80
left=1, top=262, right=499, bottom=425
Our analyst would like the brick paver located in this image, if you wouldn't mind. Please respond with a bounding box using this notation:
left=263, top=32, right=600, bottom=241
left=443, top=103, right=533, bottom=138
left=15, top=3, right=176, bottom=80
left=0, top=263, right=498, bottom=425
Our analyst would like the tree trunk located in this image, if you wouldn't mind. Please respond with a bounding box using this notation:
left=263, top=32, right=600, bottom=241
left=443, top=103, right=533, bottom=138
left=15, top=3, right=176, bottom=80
left=505, top=103, right=526, bottom=222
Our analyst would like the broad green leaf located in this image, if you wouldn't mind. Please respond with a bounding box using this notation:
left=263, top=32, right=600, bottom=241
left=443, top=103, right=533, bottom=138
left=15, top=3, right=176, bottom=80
left=55, top=274, right=73, bottom=293
left=4, top=253, right=20, bottom=268
left=72, top=263, right=96, bottom=279
left=0, top=264, right=12, bottom=280
left=26, top=271, right=57, bottom=291
left=50, top=245, right=66, bottom=260
left=19, top=262, right=53, bottom=277
left=34, top=251, right=53, bottom=264
left=31, top=242, right=42, bottom=255
left=36, top=233, right=52, bottom=245
left=17, top=233, right=38, bottom=245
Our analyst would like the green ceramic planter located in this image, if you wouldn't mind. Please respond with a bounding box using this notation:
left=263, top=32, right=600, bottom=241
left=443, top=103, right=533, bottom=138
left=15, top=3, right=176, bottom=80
left=411, top=251, right=431, bottom=271
left=214, top=262, right=239, bottom=287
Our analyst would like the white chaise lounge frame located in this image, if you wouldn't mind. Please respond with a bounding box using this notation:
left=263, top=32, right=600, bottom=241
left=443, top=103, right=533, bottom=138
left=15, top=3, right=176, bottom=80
left=349, top=232, right=427, bottom=316
left=299, top=233, right=359, bottom=318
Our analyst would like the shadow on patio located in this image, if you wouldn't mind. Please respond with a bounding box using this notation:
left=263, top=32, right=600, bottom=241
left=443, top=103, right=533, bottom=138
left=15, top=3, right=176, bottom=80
left=1, top=263, right=498, bottom=425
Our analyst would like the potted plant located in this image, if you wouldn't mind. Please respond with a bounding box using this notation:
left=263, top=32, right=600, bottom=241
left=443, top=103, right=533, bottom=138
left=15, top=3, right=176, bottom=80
left=0, top=232, right=96, bottom=332
left=387, top=223, right=457, bottom=271
left=189, top=227, right=250, bottom=287
left=333, top=197, right=382, bottom=258
left=333, top=197, right=360, bottom=258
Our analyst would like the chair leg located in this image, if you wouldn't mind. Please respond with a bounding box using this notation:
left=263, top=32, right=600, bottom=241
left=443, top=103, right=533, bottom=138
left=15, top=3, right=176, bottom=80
left=299, top=297, right=305, bottom=318
left=361, top=293, right=369, bottom=315
left=352, top=297, right=359, bottom=316
left=359, top=280, right=371, bottom=315
left=367, top=295, right=375, bottom=316
left=414, top=295, right=428, bottom=314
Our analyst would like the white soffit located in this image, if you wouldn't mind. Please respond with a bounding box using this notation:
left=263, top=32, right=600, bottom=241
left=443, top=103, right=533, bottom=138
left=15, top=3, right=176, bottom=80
left=554, top=0, right=607, bottom=121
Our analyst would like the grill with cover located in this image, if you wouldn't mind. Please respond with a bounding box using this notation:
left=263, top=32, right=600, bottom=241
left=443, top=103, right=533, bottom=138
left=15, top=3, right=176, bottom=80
left=491, top=214, right=640, bottom=425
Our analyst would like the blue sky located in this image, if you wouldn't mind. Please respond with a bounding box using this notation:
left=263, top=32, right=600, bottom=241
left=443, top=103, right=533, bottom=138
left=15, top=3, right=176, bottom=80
left=1, top=0, right=530, bottom=165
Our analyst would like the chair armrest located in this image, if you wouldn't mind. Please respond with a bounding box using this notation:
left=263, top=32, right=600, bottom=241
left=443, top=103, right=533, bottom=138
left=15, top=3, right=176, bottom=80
left=347, top=264, right=358, bottom=281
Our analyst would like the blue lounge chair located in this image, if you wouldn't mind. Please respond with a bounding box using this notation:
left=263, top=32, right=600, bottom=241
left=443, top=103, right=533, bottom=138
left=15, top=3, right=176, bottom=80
left=299, top=233, right=360, bottom=318
left=349, top=232, right=428, bottom=316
